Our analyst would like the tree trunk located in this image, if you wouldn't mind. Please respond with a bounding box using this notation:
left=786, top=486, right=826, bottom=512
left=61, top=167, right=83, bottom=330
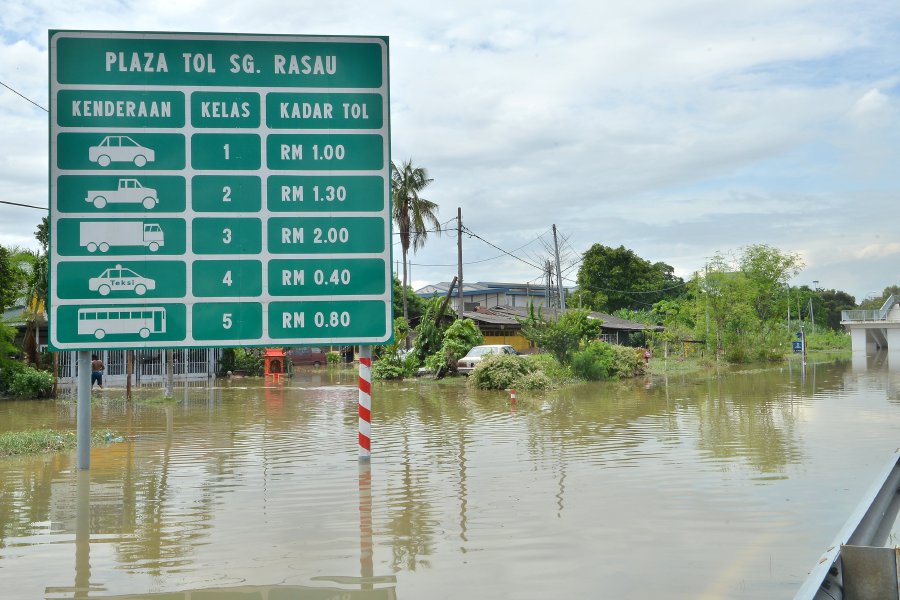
left=401, top=245, right=409, bottom=322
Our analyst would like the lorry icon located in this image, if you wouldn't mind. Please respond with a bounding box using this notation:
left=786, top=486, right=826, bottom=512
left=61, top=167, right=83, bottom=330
left=88, top=135, right=155, bottom=168
left=79, top=221, right=165, bottom=253
left=88, top=264, right=156, bottom=296
left=85, top=179, right=159, bottom=210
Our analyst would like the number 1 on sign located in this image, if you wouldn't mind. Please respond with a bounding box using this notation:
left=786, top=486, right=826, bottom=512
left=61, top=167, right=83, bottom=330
left=223, top=144, right=230, bottom=160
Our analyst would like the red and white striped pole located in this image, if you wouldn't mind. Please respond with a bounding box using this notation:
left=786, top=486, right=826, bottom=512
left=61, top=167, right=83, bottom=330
left=358, top=345, right=372, bottom=461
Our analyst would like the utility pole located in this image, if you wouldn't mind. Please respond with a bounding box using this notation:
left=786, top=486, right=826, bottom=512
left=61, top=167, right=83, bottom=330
left=545, top=260, right=552, bottom=310
left=552, top=224, right=566, bottom=311
left=809, top=297, right=815, bottom=334
left=457, top=207, right=463, bottom=320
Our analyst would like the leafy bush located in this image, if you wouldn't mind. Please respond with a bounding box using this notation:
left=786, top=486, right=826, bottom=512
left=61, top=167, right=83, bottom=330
left=609, top=344, right=647, bottom=378
left=806, top=329, right=851, bottom=351
left=427, top=318, right=483, bottom=376
left=412, top=298, right=449, bottom=364
left=523, top=353, right=575, bottom=382
left=513, top=370, right=553, bottom=390
left=469, top=353, right=536, bottom=390
left=570, top=342, right=646, bottom=381
left=521, top=307, right=602, bottom=365
left=0, top=360, right=27, bottom=394
left=9, top=366, right=54, bottom=399
left=373, top=318, right=415, bottom=380
left=372, top=360, right=408, bottom=380
left=326, top=351, right=341, bottom=365
left=571, top=342, right=616, bottom=380
left=233, top=348, right=263, bottom=375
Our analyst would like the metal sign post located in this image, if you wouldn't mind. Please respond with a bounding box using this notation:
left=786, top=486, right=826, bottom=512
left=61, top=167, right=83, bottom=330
left=358, top=345, right=372, bottom=461
left=77, top=350, right=91, bottom=469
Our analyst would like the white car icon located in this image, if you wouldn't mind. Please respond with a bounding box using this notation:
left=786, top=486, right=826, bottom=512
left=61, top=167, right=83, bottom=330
left=88, top=265, right=156, bottom=296
left=89, top=136, right=156, bottom=168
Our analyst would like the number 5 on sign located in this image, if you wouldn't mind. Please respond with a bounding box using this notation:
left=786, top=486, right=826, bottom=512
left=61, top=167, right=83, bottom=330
left=222, top=313, right=233, bottom=329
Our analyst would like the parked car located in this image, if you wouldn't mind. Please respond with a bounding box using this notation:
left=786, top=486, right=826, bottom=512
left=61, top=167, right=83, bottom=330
left=287, top=347, right=327, bottom=367
left=457, top=344, right=518, bottom=375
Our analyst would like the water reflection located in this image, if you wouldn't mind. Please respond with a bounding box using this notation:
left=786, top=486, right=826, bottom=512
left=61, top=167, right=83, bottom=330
left=1, top=360, right=899, bottom=599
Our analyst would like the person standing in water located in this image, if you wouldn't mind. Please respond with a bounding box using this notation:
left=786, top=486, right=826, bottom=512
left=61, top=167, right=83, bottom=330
left=91, top=354, right=105, bottom=390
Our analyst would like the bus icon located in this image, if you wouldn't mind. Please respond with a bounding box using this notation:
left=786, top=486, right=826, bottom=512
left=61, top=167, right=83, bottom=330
left=77, top=307, right=166, bottom=340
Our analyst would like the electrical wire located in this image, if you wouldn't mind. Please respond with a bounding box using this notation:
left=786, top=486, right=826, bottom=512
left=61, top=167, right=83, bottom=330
left=461, top=225, right=546, bottom=271
left=0, top=199, right=48, bottom=210
left=0, top=80, right=48, bottom=112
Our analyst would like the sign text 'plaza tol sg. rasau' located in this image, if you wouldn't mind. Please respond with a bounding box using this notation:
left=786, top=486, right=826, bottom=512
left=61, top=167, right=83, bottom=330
left=49, top=31, right=392, bottom=350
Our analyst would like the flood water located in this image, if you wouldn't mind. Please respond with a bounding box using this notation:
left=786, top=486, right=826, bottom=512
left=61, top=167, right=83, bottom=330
left=1, top=357, right=900, bottom=600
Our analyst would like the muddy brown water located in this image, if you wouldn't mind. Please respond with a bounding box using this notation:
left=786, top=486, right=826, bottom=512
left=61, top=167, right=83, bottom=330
left=1, top=358, right=899, bottom=599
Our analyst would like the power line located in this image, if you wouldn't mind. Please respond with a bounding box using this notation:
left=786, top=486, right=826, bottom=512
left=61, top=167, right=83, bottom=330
left=461, top=225, right=545, bottom=271
left=0, top=199, right=48, bottom=211
left=0, top=80, right=48, bottom=112
left=408, top=227, right=550, bottom=268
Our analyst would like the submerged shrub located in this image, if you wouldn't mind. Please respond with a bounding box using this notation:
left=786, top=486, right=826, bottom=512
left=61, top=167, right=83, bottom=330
left=470, top=354, right=535, bottom=390
left=9, top=366, right=54, bottom=399
left=513, top=370, right=553, bottom=390
left=523, top=353, right=572, bottom=380
left=0, top=361, right=27, bottom=394
left=570, top=342, right=616, bottom=381
left=571, top=342, right=646, bottom=381
left=609, top=344, right=646, bottom=378
left=372, top=359, right=409, bottom=380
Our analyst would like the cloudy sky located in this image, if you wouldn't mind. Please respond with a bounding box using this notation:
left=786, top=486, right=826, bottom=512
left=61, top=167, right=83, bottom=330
left=2, top=1, right=898, bottom=302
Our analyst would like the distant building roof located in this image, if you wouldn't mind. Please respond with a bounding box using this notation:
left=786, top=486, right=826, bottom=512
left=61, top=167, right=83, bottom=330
left=463, top=305, right=662, bottom=333
left=416, top=281, right=564, bottom=298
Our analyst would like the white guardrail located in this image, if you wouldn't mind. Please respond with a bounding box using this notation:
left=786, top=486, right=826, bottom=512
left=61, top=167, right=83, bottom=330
left=842, top=294, right=898, bottom=323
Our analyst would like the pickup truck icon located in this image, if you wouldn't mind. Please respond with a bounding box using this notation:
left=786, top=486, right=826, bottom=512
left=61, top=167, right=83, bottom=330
left=88, top=264, right=156, bottom=296
left=89, top=135, right=155, bottom=168
left=85, top=179, right=159, bottom=209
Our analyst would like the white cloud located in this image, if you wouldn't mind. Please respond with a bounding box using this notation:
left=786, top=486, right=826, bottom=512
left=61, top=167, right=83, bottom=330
left=1, top=0, right=899, bottom=300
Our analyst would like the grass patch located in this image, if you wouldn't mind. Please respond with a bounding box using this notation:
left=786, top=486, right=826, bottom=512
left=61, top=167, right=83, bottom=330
left=0, top=429, right=123, bottom=457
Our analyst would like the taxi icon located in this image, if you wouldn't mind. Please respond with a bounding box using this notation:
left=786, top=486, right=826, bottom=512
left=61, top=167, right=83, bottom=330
left=88, top=265, right=156, bottom=296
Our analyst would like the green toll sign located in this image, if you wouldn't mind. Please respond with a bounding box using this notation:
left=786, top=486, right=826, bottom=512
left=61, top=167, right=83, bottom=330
left=49, top=31, right=392, bottom=350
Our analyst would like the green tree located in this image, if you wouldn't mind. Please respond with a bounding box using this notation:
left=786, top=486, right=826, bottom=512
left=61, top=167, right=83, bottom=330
left=858, top=286, right=900, bottom=310
left=392, top=276, right=427, bottom=321
left=574, top=244, right=684, bottom=312
left=522, top=306, right=603, bottom=365
left=412, top=298, right=450, bottom=365
left=0, top=245, right=24, bottom=314
left=739, top=244, right=803, bottom=323
left=692, top=246, right=804, bottom=361
left=392, top=160, right=441, bottom=323
left=426, top=318, right=483, bottom=377
left=818, top=288, right=856, bottom=330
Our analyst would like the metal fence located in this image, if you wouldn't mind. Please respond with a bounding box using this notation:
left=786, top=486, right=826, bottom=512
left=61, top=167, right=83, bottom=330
left=57, top=348, right=223, bottom=384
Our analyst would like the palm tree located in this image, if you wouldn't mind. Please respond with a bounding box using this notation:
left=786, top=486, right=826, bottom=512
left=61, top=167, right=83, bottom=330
left=392, top=160, right=441, bottom=323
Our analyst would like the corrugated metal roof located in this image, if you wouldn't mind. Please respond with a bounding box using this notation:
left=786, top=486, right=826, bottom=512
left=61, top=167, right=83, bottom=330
left=462, top=306, right=663, bottom=332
